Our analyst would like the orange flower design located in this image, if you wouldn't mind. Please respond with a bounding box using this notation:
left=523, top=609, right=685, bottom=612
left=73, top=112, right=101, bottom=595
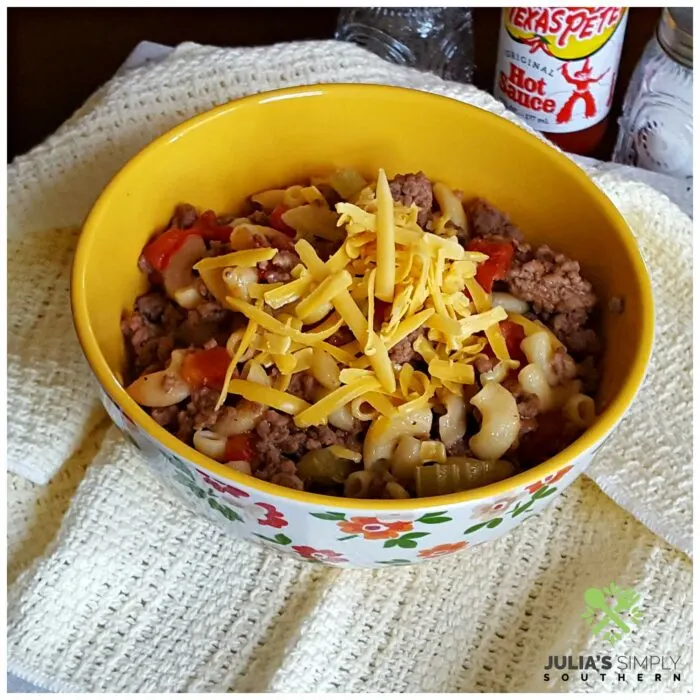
left=418, top=541, right=468, bottom=559
left=338, top=516, right=413, bottom=540
left=524, top=465, right=574, bottom=494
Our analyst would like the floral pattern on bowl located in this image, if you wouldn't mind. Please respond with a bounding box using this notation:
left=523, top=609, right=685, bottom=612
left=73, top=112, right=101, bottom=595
left=99, top=387, right=599, bottom=569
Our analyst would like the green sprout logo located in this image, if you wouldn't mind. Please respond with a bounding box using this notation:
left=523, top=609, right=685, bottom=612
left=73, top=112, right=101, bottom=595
left=582, top=582, right=644, bottom=645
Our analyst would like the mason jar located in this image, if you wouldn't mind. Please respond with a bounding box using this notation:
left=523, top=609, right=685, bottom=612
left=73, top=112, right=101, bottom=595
left=612, top=8, right=693, bottom=180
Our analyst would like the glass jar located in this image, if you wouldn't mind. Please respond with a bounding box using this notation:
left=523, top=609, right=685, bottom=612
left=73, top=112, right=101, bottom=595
left=335, top=7, right=474, bottom=84
left=612, top=8, right=693, bottom=180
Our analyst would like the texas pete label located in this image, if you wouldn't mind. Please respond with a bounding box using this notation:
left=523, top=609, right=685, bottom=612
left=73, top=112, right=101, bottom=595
left=494, top=7, right=628, bottom=133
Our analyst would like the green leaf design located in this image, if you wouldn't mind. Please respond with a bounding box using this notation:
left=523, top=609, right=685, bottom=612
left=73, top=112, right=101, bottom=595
left=311, top=512, right=347, bottom=521
left=168, top=454, right=190, bottom=475
left=208, top=498, right=242, bottom=522
left=509, top=500, right=534, bottom=518
left=417, top=511, right=450, bottom=524
left=174, top=472, right=206, bottom=499
left=486, top=517, right=503, bottom=529
left=464, top=520, right=493, bottom=534
left=385, top=531, right=429, bottom=549
left=417, top=515, right=452, bottom=524
left=171, top=459, right=194, bottom=479
left=173, top=471, right=190, bottom=486
left=337, top=535, right=359, bottom=541
left=532, top=485, right=557, bottom=500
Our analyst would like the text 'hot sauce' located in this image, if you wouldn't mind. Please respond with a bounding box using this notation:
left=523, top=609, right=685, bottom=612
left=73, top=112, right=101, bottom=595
left=494, top=7, right=628, bottom=155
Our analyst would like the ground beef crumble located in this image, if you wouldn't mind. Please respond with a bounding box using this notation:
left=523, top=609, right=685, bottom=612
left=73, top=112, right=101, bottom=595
left=389, top=172, right=433, bottom=227
left=257, top=249, right=301, bottom=283
left=121, top=292, right=184, bottom=378
left=465, top=197, right=599, bottom=358
left=467, top=197, right=525, bottom=243
left=252, top=410, right=364, bottom=485
left=388, top=329, right=423, bottom=366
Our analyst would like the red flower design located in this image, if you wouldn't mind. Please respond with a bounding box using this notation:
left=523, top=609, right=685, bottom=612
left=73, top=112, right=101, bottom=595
left=255, top=502, right=288, bottom=529
left=524, top=465, right=574, bottom=495
left=418, top=541, right=468, bottom=559
left=292, top=546, right=348, bottom=564
left=338, top=516, right=413, bottom=540
left=197, top=470, right=249, bottom=499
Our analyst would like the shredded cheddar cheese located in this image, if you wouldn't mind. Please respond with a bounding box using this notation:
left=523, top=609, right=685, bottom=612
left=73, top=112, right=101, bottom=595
left=295, top=376, right=382, bottom=428
left=194, top=247, right=277, bottom=271
left=374, top=169, right=396, bottom=302
left=227, top=379, right=310, bottom=415
left=508, top=312, right=564, bottom=349
left=484, top=324, right=511, bottom=362
left=197, top=169, right=531, bottom=430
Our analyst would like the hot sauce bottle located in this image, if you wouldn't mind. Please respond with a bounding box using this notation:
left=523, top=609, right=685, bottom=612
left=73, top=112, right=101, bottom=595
left=494, top=7, right=628, bottom=156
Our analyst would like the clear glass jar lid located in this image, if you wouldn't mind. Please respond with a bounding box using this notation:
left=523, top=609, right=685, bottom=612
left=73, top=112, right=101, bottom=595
left=658, top=7, right=692, bottom=68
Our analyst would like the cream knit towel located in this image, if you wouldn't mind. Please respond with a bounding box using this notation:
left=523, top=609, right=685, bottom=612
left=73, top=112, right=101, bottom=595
left=7, top=430, right=692, bottom=693
left=7, top=41, right=692, bottom=692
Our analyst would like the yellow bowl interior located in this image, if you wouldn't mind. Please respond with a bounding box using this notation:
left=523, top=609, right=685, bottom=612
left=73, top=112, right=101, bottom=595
left=72, top=84, right=653, bottom=509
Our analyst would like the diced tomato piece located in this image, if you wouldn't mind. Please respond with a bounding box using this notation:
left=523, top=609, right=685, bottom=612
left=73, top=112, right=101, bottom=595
left=499, top=320, right=527, bottom=364
left=181, top=347, right=232, bottom=389
left=467, top=239, right=514, bottom=292
left=192, top=210, right=233, bottom=242
left=224, top=434, right=256, bottom=463
left=142, top=229, right=198, bottom=272
left=269, top=204, right=295, bottom=236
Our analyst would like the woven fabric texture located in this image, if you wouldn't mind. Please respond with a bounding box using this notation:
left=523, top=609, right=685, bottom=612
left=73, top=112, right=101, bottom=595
left=7, top=428, right=692, bottom=693
left=6, top=40, right=693, bottom=693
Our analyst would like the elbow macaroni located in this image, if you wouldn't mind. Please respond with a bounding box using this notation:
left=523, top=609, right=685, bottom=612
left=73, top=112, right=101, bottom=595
left=344, top=469, right=375, bottom=498
left=433, top=182, right=467, bottom=230
left=438, top=392, right=467, bottom=447
left=193, top=429, right=227, bottom=461
left=363, top=407, right=433, bottom=468
left=213, top=400, right=265, bottom=437
left=479, top=359, right=520, bottom=385
left=327, top=403, right=356, bottom=432
left=469, top=382, right=520, bottom=460
left=126, top=350, right=192, bottom=408
left=564, top=393, right=596, bottom=428
left=311, top=347, right=341, bottom=390
left=521, top=331, right=554, bottom=375
left=350, top=397, right=379, bottom=422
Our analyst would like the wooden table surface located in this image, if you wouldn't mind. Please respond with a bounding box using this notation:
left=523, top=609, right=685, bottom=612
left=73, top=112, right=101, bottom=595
left=7, top=7, right=661, bottom=163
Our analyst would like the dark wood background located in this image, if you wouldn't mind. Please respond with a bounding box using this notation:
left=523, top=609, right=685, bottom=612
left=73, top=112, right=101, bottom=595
left=7, top=7, right=661, bottom=163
